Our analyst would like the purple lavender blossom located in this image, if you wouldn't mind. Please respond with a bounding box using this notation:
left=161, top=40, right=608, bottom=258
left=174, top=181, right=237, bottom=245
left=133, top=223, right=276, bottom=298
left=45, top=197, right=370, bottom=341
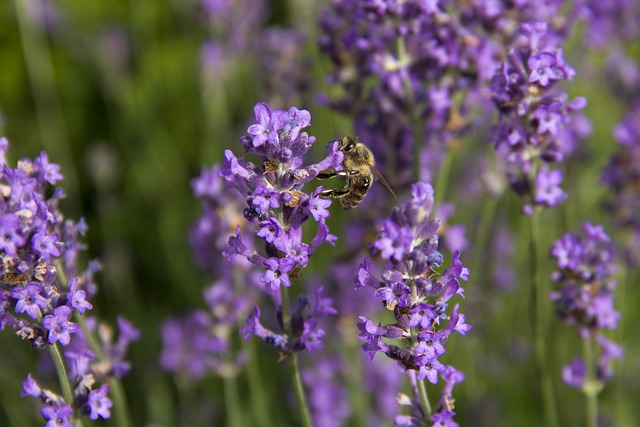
left=41, top=404, right=74, bottom=427
left=0, top=142, right=90, bottom=349
left=356, top=182, right=470, bottom=424
left=602, top=103, right=640, bottom=266
left=318, top=0, right=502, bottom=186
left=239, top=287, right=337, bottom=355
left=489, top=22, right=588, bottom=213
left=1, top=138, right=137, bottom=424
left=197, top=0, right=310, bottom=107
left=219, top=102, right=343, bottom=355
left=42, top=306, right=79, bottom=346
left=66, top=315, right=140, bottom=379
left=20, top=375, right=76, bottom=426
left=160, top=281, right=250, bottom=379
left=160, top=312, right=223, bottom=379
left=302, top=357, right=350, bottom=427
left=577, top=0, right=640, bottom=48
left=11, top=282, right=48, bottom=319
left=550, top=223, right=623, bottom=388
left=562, top=356, right=586, bottom=388
left=256, top=27, right=311, bottom=106
left=86, top=385, right=112, bottom=420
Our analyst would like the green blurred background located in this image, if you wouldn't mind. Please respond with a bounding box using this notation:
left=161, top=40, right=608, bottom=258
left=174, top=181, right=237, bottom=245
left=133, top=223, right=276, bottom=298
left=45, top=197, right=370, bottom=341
left=0, top=0, right=638, bottom=426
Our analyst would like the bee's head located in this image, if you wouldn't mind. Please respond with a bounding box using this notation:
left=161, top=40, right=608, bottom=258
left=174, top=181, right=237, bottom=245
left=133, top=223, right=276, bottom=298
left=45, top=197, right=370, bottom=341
left=340, top=135, right=359, bottom=153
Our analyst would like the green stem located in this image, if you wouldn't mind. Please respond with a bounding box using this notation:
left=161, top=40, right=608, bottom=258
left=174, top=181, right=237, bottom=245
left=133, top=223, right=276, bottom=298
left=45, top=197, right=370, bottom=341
left=465, top=194, right=499, bottom=391
left=280, top=286, right=313, bottom=427
left=237, top=264, right=274, bottom=427
left=613, top=261, right=627, bottom=425
left=47, top=343, right=74, bottom=405
left=433, top=147, right=453, bottom=210
left=341, top=332, right=367, bottom=427
left=246, top=339, right=275, bottom=427
left=223, top=374, right=243, bottom=427
left=417, top=378, right=432, bottom=419
left=220, top=273, right=242, bottom=427
left=582, top=337, right=598, bottom=427
left=529, top=210, right=558, bottom=427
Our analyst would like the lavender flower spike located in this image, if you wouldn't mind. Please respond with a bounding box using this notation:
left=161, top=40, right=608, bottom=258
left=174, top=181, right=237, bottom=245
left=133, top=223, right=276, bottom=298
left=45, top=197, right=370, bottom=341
left=356, top=182, right=470, bottom=425
left=0, top=138, right=138, bottom=425
left=489, top=22, right=588, bottom=213
left=219, top=102, right=342, bottom=355
left=550, top=222, right=622, bottom=423
left=220, top=102, right=344, bottom=426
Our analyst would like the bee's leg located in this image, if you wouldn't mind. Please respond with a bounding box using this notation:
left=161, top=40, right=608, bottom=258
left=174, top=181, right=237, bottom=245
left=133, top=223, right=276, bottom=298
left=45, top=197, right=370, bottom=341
left=317, top=170, right=359, bottom=180
left=319, top=187, right=351, bottom=199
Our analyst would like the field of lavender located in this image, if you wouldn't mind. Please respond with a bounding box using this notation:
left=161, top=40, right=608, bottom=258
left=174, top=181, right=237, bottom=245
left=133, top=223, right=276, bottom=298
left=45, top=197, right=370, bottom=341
left=0, top=1, right=638, bottom=426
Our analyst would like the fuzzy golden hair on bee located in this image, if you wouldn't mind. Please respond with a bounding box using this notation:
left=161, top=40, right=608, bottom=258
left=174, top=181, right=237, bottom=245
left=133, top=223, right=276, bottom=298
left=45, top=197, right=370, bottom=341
left=318, top=136, right=396, bottom=210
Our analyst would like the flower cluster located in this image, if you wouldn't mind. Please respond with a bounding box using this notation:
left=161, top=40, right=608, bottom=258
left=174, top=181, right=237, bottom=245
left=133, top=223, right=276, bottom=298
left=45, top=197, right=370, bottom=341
left=189, top=163, right=252, bottom=277
left=0, top=139, right=82, bottom=346
left=256, top=27, right=311, bottom=107
left=0, top=138, right=138, bottom=424
left=23, top=315, right=139, bottom=424
left=576, top=0, right=640, bottom=48
left=240, top=286, right=337, bottom=354
left=489, top=22, right=588, bottom=213
left=355, top=182, right=471, bottom=425
left=198, top=0, right=310, bottom=107
left=464, top=1, right=577, bottom=45
left=198, top=0, right=267, bottom=53
left=601, top=104, right=640, bottom=266
left=160, top=281, right=251, bottom=379
left=549, top=223, right=623, bottom=388
left=318, top=1, right=501, bottom=185
left=220, top=102, right=343, bottom=354
left=302, top=356, right=350, bottom=427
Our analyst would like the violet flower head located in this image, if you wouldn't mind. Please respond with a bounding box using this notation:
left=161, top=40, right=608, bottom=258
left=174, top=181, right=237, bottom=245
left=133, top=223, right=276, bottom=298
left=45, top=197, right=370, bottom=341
left=41, top=404, right=74, bottom=427
left=550, top=223, right=623, bottom=388
left=256, top=27, right=311, bottom=107
left=318, top=0, right=502, bottom=186
left=356, top=182, right=470, bottom=424
left=0, top=138, right=137, bottom=424
left=577, top=0, right=640, bottom=48
left=0, top=140, right=103, bottom=349
left=42, top=305, right=79, bottom=346
left=601, top=103, right=640, bottom=266
left=489, top=22, right=588, bottom=213
left=160, top=281, right=251, bottom=379
left=198, top=0, right=267, bottom=58
left=86, top=384, right=112, bottom=420
left=239, top=287, right=337, bottom=355
left=302, top=356, right=350, bottom=427
left=219, top=102, right=342, bottom=355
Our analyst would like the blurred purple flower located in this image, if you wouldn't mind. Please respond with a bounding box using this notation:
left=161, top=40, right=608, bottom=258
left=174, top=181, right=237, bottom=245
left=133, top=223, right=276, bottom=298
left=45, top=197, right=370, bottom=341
left=86, top=385, right=112, bottom=420
left=41, top=404, right=74, bottom=427
left=489, top=22, right=588, bottom=212
left=550, top=223, right=622, bottom=388
left=602, top=103, right=640, bottom=265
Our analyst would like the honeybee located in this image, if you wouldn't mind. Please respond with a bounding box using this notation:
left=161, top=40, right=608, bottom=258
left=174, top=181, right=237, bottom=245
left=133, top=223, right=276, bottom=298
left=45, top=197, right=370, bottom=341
left=318, top=136, right=396, bottom=210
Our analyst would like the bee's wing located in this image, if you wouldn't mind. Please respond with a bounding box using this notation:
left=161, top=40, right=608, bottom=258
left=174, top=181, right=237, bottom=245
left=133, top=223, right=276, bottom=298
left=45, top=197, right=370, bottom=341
left=371, top=167, right=398, bottom=200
